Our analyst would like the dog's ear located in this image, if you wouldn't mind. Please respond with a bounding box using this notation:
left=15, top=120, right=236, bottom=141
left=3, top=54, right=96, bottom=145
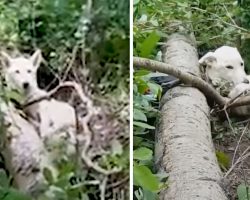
left=0, top=52, right=12, bottom=68
left=199, top=52, right=217, bottom=68
left=30, top=49, right=42, bottom=69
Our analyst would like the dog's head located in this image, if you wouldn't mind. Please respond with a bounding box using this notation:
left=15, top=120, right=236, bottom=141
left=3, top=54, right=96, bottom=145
left=199, top=46, right=248, bottom=86
left=1, top=50, right=42, bottom=94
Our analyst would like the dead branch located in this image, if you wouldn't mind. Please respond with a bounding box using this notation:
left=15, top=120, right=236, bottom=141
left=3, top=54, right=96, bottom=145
left=22, top=81, right=92, bottom=109
left=224, top=147, right=250, bottom=178
left=227, top=96, right=250, bottom=109
left=133, top=56, right=226, bottom=106
left=79, top=114, right=122, bottom=175
left=134, top=56, right=250, bottom=111
left=232, top=122, right=249, bottom=165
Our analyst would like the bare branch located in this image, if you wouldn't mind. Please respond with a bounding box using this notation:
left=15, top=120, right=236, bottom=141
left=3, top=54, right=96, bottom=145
left=133, top=56, right=226, bottom=106
left=23, top=81, right=92, bottom=109
left=134, top=56, right=250, bottom=115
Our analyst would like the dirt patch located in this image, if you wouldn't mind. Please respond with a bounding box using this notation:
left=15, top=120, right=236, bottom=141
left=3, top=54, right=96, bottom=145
left=213, top=116, right=250, bottom=200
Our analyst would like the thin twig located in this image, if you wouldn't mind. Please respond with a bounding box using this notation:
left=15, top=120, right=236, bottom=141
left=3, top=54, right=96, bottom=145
left=100, top=176, right=108, bottom=200
left=190, top=6, right=250, bottom=33
left=62, top=45, right=79, bottom=81
left=107, top=176, right=129, bottom=189
left=23, top=81, right=92, bottom=109
left=224, top=109, right=235, bottom=134
left=223, top=89, right=247, bottom=110
left=133, top=56, right=226, bottom=106
left=134, top=56, right=250, bottom=114
left=81, top=154, right=122, bottom=175
left=222, top=4, right=237, bottom=26
left=232, top=122, right=249, bottom=165
left=224, top=147, right=250, bottom=178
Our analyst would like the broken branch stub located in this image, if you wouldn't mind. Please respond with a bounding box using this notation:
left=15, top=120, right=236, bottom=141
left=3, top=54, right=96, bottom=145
left=155, top=34, right=228, bottom=200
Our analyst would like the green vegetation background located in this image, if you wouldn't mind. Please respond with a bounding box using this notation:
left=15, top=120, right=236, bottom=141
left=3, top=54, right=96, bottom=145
left=133, top=0, right=250, bottom=199
left=0, top=0, right=129, bottom=199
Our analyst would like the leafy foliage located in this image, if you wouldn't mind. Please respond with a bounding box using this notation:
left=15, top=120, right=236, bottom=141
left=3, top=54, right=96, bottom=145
left=237, top=184, right=250, bottom=200
left=134, top=0, right=250, bottom=199
left=0, top=170, right=32, bottom=200
left=133, top=70, right=164, bottom=199
left=0, top=0, right=129, bottom=199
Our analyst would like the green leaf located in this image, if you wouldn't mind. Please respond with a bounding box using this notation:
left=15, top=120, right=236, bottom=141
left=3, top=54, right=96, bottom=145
left=134, top=70, right=151, bottom=76
left=43, top=167, right=54, bottom=185
left=139, top=31, right=160, bottom=58
left=133, top=136, right=144, bottom=146
left=133, top=121, right=155, bottom=129
left=148, top=82, right=162, bottom=97
left=143, top=188, right=159, bottom=200
left=0, top=187, right=32, bottom=200
left=133, top=108, right=147, bottom=122
left=46, top=186, right=67, bottom=200
left=0, top=169, right=9, bottom=187
left=133, top=165, right=160, bottom=192
left=133, top=0, right=140, bottom=5
left=135, top=78, right=149, bottom=94
left=133, top=147, right=152, bottom=161
left=216, top=151, right=230, bottom=170
left=5, top=89, right=23, bottom=103
left=237, top=184, right=250, bottom=200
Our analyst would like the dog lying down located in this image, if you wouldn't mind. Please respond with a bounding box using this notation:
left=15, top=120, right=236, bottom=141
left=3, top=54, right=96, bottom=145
left=199, top=46, right=249, bottom=87
left=153, top=46, right=249, bottom=97
left=199, top=46, right=250, bottom=116
left=0, top=50, right=78, bottom=194
left=1, top=50, right=77, bottom=154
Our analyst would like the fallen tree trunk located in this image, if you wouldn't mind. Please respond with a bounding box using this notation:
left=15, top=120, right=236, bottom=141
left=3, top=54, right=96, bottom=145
left=155, top=34, right=228, bottom=200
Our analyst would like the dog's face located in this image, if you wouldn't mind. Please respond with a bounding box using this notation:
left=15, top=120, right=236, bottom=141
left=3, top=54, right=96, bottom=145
left=199, top=46, right=248, bottom=86
left=1, top=50, right=42, bottom=94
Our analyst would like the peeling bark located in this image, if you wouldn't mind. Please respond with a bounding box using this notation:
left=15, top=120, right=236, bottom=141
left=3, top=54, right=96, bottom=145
left=155, top=34, right=228, bottom=200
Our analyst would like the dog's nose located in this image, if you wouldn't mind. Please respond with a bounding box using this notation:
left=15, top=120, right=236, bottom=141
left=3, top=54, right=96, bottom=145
left=23, top=82, right=29, bottom=89
left=243, top=78, right=249, bottom=84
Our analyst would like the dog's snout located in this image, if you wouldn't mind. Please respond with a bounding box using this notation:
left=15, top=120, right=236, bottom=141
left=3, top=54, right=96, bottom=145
left=23, top=82, right=29, bottom=89
left=243, top=78, right=249, bottom=84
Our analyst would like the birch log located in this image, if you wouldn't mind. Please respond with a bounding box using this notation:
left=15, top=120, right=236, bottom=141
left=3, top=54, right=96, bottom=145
left=155, top=34, right=228, bottom=200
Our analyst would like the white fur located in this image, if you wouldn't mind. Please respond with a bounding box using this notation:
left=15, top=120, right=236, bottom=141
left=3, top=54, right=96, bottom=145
left=1, top=50, right=41, bottom=96
left=199, top=46, right=248, bottom=86
left=1, top=50, right=77, bottom=155
left=228, top=83, right=250, bottom=99
left=0, top=100, right=56, bottom=195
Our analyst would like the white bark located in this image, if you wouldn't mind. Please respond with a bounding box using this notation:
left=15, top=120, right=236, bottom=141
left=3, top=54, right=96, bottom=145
left=155, top=34, right=228, bottom=200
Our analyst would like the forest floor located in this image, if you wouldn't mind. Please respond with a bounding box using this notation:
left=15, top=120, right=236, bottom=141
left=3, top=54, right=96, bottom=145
left=213, top=115, right=250, bottom=200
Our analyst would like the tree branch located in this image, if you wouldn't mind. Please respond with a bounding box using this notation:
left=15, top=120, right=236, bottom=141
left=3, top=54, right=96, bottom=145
left=22, top=81, right=92, bottom=109
left=134, top=56, right=250, bottom=114
left=133, top=56, right=226, bottom=106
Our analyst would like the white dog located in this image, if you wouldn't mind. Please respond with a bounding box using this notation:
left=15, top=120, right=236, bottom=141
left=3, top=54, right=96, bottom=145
left=199, top=46, right=249, bottom=86
left=1, top=50, right=77, bottom=156
left=0, top=99, right=56, bottom=195
left=228, top=76, right=250, bottom=116
left=200, top=46, right=250, bottom=115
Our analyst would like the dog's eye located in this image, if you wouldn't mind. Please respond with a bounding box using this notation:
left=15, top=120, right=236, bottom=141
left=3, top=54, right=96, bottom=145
left=226, top=65, right=234, bottom=69
left=27, top=69, right=32, bottom=73
left=15, top=70, right=20, bottom=74
left=241, top=62, right=244, bottom=66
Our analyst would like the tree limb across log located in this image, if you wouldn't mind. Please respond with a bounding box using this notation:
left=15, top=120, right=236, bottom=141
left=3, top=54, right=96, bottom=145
left=133, top=56, right=250, bottom=111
